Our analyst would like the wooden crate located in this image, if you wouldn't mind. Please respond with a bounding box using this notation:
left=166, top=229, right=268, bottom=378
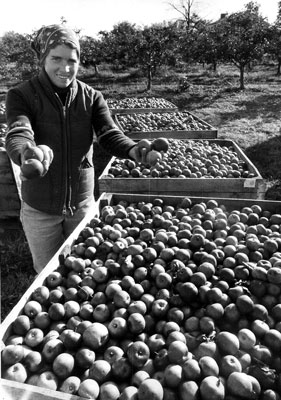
left=0, top=148, right=21, bottom=219
left=108, top=97, right=178, bottom=114
left=98, top=139, right=266, bottom=199
left=114, top=110, right=218, bottom=139
left=1, top=192, right=281, bottom=398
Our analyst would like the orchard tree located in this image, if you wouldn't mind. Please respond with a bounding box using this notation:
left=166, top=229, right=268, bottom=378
left=267, top=1, right=281, bottom=75
left=169, top=0, right=205, bottom=63
left=134, top=23, right=179, bottom=90
left=80, top=36, right=102, bottom=73
left=220, top=2, right=270, bottom=89
left=189, top=19, right=226, bottom=70
left=99, top=22, right=138, bottom=70
left=0, top=31, right=37, bottom=80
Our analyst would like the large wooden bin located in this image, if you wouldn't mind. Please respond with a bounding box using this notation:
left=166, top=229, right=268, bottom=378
left=114, top=110, right=218, bottom=139
left=1, top=193, right=281, bottom=398
left=2, top=193, right=281, bottom=399
left=107, top=97, right=178, bottom=115
left=98, top=139, right=266, bottom=199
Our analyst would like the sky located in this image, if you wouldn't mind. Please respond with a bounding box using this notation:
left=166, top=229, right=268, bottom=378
left=0, top=0, right=279, bottom=37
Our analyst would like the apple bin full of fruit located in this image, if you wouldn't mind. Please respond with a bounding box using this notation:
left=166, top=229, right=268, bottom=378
left=2, top=192, right=281, bottom=399
left=98, top=138, right=266, bottom=200
left=113, top=110, right=218, bottom=140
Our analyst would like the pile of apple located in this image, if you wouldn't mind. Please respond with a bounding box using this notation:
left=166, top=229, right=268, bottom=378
left=2, top=195, right=281, bottom=399
left=116, top=111, right=211, bottom=133
left=0, top=100, right=5, bottom=116
left=107, top=138, right=256, bottom=179
left=107, top=97, right=177, bottom=110
left=0, top=122, right=7, bottom=148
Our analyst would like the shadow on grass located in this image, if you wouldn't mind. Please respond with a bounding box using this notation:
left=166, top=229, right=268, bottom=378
left=246, top=135, right=281, bottom=179
left=218, top=92, right=281, bottom=123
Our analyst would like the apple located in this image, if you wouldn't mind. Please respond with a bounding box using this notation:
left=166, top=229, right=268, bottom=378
left=23, top=300, right=42, bottom=318
left=119, top=385, right=138, bottom=400
left=36, top=370, right=59, bottom=390
left=103, top=346, right=124, bottom=366
left=23, top=350, right=43, bottom=372
left=88, top=359, right=112, bottom=384
left=52, top=352, right=75, bottom=379
left=3, top=362, right=27, bottom=383
left=127, top=312, right=146, bottom=334
left=167, top=340, right=188, bottom=364
left=108, top=317, right=128, bottom=338
left=111, top=357, right=133, bottom=381
left=75, top=347, right=96, bottom=369
left=48, top=302, right=66, bottom=320
left=45, top=271, right=63, bottom=288
left=41, top=338, right=64, bottom=363
left=24, top=327, right=44, bottom=348
left=1, top=344, right=25, bottom=365
left=32, top=285, right=50, bottom=305
left=219, top=354, right=242, bottom=378
left=200, top=376, right=225, bottom=400
left=12, top=315, right=31, bottom=335
left=59, top=375, right=81, bottom=394
left=226, top=371, right=261, bottom=398
left=63, top=300, right=80, bottom=319
left=99, top=381, right=120, bottom=400
left=216, top=331, right=240, bottom=355
left=78, top=379, right=100, bottom=399
left=127, top=341, right=150, bottom=368
left=59, top=329, right=82, bottom=350
left=34, top=311, right=51, bottom=330
left=23, top=145, right=44, bottom=162
left=83, top=322, right=109, bottom=350
left=152, top=137, right=169, bottom=152
left=179, top=381, right=199, bottom=400
left=21, top=158, right=44, bottom=179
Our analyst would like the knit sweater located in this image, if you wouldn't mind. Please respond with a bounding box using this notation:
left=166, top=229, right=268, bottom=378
left=5, top=69, right=136, bottom=215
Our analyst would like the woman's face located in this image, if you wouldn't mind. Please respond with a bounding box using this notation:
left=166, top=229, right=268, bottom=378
left=44, top=44, right=79, bottom=88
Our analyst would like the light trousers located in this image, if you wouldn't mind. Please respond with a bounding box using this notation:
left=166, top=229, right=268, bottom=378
left=20, top=199, right=95, bottom=273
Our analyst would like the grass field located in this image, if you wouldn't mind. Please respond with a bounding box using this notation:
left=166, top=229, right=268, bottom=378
left=1, top=62, right=281, bottom=320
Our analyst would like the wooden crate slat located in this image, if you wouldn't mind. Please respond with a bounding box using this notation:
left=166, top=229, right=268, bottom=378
left=1, top=379, right=82, bottom=400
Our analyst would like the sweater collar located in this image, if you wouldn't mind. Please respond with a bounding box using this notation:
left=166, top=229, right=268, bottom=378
left=38, top=68, right=78, bottom=102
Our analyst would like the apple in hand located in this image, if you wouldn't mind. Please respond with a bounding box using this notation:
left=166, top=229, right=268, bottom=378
left=21, top=159, right=44, bottom=179
left=23, top=145, right=44, bottom=162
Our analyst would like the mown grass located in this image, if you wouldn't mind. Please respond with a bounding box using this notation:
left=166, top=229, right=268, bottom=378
left=1, top=62, right=281, bottom=320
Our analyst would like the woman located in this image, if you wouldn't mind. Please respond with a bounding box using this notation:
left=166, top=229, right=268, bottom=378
left=5, top=24, right=145, bottom=273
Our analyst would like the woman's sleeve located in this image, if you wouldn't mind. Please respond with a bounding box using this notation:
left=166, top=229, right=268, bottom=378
left=92, top=90, right=137, bottom=159
left=5, top=88, right=36, bottom=166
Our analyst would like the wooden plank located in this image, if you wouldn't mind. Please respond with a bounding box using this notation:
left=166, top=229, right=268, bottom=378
left=1, top=379, right=81, bottom=400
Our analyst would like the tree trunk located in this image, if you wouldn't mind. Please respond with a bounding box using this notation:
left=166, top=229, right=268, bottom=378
left=213, top=61, right=217, bottom=72
left=239, top=64, right=245, bottom=90
left=147, top=65, right=152, bottom=91
left=94, top=64, right=99, bottom=75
